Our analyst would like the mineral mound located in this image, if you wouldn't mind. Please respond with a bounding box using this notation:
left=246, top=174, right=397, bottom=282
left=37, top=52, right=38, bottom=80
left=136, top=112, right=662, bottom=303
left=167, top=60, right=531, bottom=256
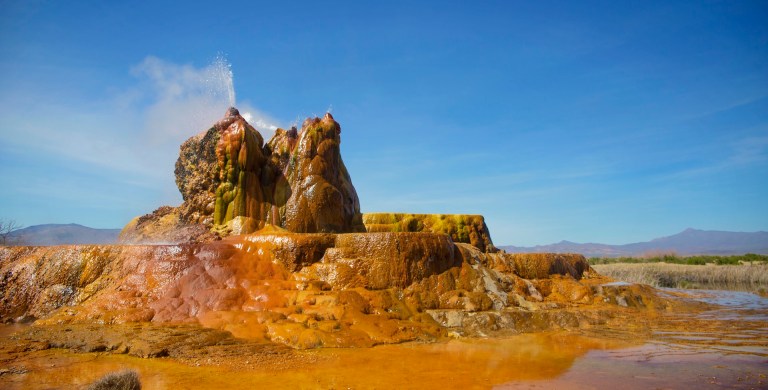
left=121, top=108, right=364, bottom=244
left=0, top=107, right=669, bottom=354
left=363, top=213, right=497, bottom=252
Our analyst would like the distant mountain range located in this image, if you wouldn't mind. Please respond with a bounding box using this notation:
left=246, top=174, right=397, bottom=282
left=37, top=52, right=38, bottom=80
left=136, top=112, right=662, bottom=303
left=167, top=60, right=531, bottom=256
left=500, top=228, right=768, bottom=258
left=5, top=224, right=768, bottom=256
left=7, top=224, right=121, bottom=245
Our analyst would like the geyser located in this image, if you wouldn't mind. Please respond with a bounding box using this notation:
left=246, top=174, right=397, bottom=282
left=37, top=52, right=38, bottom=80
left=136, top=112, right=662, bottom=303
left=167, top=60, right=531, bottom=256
left=0, top=101, right=672, bottom=353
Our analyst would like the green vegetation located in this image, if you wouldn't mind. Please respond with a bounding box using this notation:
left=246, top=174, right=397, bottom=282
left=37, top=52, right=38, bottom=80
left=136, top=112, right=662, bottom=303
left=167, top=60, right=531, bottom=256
left=588, top=253, right=768, bottom=266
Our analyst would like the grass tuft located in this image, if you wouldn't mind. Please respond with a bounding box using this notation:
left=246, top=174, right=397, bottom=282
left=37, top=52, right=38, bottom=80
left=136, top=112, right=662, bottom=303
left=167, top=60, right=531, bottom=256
left=87, top=370, right=141, bottom=390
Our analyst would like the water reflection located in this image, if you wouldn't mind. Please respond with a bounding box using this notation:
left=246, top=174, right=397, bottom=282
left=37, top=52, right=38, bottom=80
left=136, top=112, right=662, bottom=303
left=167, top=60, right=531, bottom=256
left=1, top=333, right=632, bottom=389
left=499, top=289, right=768, bottom=389
left=1, top=290, right=766, bottom=389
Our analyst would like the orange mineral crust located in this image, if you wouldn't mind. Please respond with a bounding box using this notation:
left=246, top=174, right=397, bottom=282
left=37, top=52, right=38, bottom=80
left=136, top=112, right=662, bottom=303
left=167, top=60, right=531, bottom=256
left=1, top=232, right=650, bottom=350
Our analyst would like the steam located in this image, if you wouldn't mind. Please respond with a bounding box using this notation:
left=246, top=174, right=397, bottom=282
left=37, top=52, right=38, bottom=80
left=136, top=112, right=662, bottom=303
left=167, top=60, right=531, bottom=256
left=131, top=56, right=233, bottom=145
left=132, top=55, right=278, bottom=147
left=207, top=55, right=282, bottom=139
left=239, top=102, right=280, bottom=140
left=0, top=53, right=313, bottom=228
left=131, top=55, right=281, bottom=145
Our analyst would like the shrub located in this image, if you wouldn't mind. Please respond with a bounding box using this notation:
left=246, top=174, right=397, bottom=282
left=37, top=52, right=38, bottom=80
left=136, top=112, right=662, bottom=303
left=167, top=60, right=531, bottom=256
left=87, top=370, right=141, bottom=390
left=588, top=254, right=768, bottom=266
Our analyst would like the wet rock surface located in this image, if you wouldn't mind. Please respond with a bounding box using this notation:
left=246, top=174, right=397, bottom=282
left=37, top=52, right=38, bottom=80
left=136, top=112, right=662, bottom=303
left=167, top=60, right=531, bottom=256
left=122, top=109, right=364, bottom=244
left=1, top=288, right=765, bottom=389
left=279, top=114, right=364, bottom=233
left=0, top=322, right=295, bottom=361
left=0, top=233, right=672, bottom=351
left=363, top=213, right=497, bottom=252
left=297, top=232, right=458, bottom=289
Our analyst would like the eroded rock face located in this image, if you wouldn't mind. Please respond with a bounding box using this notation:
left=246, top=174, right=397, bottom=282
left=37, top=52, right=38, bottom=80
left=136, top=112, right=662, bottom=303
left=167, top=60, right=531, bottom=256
left=501, top=253, right=590, bottom=280
left=296, top=232, right=458, bottom=289
left=175, top=116, right=224, bottom=226
left=122, top=108, right=364, bottom=243
left=119, top=206, right=217, bottom=244
left=281, top=115, right=364, bottom=233
left=212, top=108, right=268, bottom=226
left=0, top=236, right=668, bottom=350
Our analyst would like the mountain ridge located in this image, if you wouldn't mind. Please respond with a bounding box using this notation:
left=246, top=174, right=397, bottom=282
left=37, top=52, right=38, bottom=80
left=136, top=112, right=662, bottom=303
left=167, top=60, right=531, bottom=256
left=7, top=223, right=121, bottom=245
left=500, top=228, right=768, bottom=257
left=7, top=225, right=768, bottom=255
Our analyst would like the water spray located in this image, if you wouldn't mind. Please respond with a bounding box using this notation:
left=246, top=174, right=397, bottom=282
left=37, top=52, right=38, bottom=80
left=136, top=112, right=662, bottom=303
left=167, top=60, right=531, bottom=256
left=208, top=54, right=236, bottom=108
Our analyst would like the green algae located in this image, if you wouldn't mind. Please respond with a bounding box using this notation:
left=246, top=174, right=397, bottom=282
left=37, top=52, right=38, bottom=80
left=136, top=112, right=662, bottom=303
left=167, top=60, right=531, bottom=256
left=213, top=121, right=264, bottom=226
left=206, top=113, right=363, bottom=234
left=362, top=213, right=495, bottom=252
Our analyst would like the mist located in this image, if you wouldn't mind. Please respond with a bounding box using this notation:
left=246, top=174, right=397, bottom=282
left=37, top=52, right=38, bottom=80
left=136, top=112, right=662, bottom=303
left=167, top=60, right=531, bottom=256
left=0, top=55, right=283, bottom=226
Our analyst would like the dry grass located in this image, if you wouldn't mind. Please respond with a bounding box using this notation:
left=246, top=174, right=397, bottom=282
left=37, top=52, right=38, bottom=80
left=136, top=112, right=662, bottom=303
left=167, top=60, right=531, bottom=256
left=592, top=263, right=768, bottom=292
left=87, top=370, right=141, bottom=390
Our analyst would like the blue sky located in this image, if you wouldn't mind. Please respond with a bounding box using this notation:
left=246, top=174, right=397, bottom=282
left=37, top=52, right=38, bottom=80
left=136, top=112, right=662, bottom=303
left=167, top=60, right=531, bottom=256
left=1, top=1, right=766, bottom=246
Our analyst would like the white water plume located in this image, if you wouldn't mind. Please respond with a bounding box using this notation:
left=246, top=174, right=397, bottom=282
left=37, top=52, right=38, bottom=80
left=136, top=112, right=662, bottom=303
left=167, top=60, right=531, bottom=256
left=208, top=55, right=236, bottom=108
left=131, top=56, right=235, bottom=145
left=130, top=55, right=282, bottom=146
left=206, top=56, right=281, bottom=138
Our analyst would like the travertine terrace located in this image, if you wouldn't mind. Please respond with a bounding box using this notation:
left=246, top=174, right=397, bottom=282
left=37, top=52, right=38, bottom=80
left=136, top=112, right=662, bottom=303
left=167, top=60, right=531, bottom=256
left=1, top=108, right=668, bottom=353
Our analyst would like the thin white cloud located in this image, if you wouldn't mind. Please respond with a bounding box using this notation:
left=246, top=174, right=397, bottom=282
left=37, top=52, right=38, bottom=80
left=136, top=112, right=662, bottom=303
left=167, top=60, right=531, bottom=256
left=683, top=94, right=768, bottom=123
left=728, top=136, right=768, bottom=166
left=656, top=134, right=768, bottom=180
